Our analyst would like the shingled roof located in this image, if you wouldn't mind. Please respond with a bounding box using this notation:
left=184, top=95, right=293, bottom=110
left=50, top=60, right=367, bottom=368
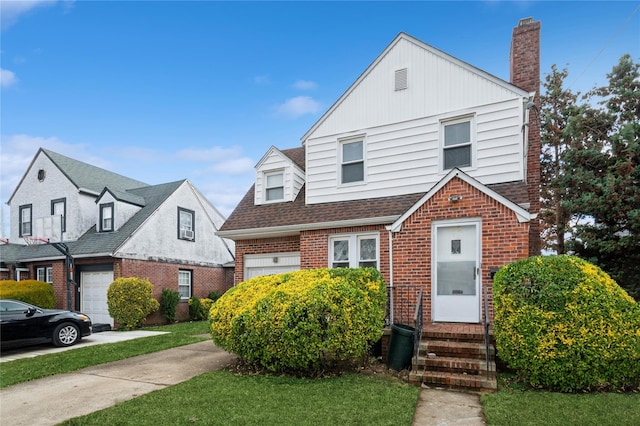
left=219, top=147, right=530, bottom=239
left=1, top=180, right=185, bottom=262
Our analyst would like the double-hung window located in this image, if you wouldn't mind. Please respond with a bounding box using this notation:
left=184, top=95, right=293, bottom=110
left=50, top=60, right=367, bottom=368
left=37, top=266, right=53, bottom=284
left=265, top=171, right=284, bottom=202
left=442, top=117, right=474, bottom=170
left=340, top=139, right=364, bottom=184
left=100, top=203, right=114, bottom=232
left=329, top=233, right=379, bottom=269
left=51, top=198, right=66, bottom=232
left=178, top=270, right=192, bottom=299
left=178, top=207, right=195, bottom=241
left=19, top=205, right=32, bottom=236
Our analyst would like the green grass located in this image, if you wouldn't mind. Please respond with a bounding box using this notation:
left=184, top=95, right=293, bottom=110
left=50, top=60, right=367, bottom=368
left=0, top=321, right=210, bottom=388
left=481, top=374, right=640, bottom=426
left=60, top=371, right=419, bottom=425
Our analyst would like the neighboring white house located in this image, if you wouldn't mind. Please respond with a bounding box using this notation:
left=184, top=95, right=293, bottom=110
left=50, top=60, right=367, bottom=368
left=1, top=148, right=235, bottom=326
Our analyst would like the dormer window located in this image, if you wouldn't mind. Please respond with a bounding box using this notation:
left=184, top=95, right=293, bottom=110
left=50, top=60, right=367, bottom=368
left=340, top=138, right=364, bottom=184
left=99, top=203, right=114, bottom=232
left=265, top=171, right=284, bottom=202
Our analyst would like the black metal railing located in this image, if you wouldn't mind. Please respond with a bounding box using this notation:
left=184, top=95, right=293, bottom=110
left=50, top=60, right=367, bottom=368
left=483, top=285, right=490, bottom=378
left=413, top=288, right=424, bottom=371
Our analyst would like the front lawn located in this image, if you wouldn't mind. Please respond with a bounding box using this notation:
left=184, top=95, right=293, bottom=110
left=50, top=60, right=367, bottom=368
left=60, top=371, right=419, bottom=425
left=482, top=390, right=640, bottom=425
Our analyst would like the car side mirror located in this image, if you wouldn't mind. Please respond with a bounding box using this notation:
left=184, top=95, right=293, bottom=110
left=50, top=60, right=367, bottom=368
left=26, top=307, right=37, bottom=317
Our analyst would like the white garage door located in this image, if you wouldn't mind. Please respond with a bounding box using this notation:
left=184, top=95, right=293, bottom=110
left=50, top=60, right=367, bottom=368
left=244, top=252, right=300, bottom=280
left=81, top=270, right=114, bottom=326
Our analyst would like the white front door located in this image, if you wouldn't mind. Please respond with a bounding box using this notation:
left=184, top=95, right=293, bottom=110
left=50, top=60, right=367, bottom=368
left=433, top=222, right=480, bottom=323
left=81, top=270, right=114, bottom=326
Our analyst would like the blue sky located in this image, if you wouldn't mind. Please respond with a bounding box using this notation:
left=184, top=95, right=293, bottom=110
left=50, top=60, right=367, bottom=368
left=1, top=1, right=639, bottom=237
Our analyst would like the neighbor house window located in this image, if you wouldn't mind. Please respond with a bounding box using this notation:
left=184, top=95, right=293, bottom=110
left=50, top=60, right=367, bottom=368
left=178, top=207, right=195, bottom=241
left=178, top=270, right=192, bottom=299
left=99, top=203, right=114, bottom=232
left=329, top=233, right=379, bottom=269
left=265, top=171, right=284, bottom=202
left=37, top=266, right=53, bottom=284
left=51, top=198, right=66, bottom=232
left=442, top=117, right=474, bottom=170
left=340, top=139, right=364, bottom=184
left=19, top=204, right=32, bottom=236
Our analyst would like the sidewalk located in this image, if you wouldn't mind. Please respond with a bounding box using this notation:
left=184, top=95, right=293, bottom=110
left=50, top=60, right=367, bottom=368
left=1, top=335, right=486, bottom=425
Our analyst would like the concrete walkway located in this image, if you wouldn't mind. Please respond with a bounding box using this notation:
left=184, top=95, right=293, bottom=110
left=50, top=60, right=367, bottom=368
left=1, top=333, right=486, bottom=425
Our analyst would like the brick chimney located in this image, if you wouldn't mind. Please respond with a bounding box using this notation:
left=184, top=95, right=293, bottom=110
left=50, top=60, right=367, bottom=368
left=510, top=17, right=541, bottom=256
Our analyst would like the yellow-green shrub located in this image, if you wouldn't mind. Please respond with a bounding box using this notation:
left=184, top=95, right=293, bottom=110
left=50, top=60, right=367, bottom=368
left=107, top=277, right=159, bottom=330
left=188, top=296, right=214, bottom=320
left=0, top=279, right=55, bottom=308
left=210, top=268, right=386, bottom=374
left=494, top=255, right=640, bottom=391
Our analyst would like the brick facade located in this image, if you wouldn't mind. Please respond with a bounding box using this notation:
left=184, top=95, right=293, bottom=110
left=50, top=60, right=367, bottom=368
left=391, top=177, right=529, bottom=324
left=1, top=257, right=233, bottom=325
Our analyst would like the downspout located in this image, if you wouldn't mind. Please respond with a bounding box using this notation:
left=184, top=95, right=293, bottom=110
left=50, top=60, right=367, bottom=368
left=387, top=228, right=394, bottom=325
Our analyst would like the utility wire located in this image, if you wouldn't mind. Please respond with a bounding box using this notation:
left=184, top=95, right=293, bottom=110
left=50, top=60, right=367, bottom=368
left=568, top=3, right=640, bottom=91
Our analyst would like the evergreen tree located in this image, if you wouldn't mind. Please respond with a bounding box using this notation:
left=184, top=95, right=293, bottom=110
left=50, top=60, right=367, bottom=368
left=540, top=65, right=580, bottom=254
left=563, top=55, right=640, bottom=299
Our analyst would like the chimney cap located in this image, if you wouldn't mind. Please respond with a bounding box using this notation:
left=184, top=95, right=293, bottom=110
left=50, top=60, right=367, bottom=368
left=518, top=17, right=534, bottom=26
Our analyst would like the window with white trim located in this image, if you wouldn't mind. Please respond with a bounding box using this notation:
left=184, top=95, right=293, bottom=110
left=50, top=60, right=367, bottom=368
left=442, top=116, right=474, bottom=170
left=100, top=203, right=114, bottom=232
left=19, top=204, right=32, bottom=236
left=329, top=233, right=379, bottom=269
left=265, top=171, right=284, bottom=202
left=340, top=139, right=364, bottom=184
left=178, top=207, right=195, bottom=241
left=37, top=266, right=53, bottom=284
left=178, top=270, right=192, bottom=299
left=51, top=198, right=66, bottom=232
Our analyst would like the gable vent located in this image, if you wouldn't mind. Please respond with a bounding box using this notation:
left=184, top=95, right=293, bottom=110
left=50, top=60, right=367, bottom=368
left=395, top=68, right=408, bottom=91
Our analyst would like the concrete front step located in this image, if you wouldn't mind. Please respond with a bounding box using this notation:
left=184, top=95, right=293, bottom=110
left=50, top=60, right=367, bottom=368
left=419, top=340, right=494, bottom=360
left=409, top=370, right=498, bottom=391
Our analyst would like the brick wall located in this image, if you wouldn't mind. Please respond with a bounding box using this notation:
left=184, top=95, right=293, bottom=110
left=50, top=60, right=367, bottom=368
left=392, top=177, right=530, bottom=324
left=121, top=258, right=234, bottom=324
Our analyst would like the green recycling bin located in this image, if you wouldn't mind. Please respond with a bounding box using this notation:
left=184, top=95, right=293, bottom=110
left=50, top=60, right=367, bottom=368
left=386, top=323, right=415, bottom=371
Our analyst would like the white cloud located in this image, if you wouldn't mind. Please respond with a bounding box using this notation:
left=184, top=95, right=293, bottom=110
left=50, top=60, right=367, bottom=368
left=274, top=96, right=321, bottom=119
left=0, top=68, right=17, bottom=88
left=293, top=80, right=317, bottom=90
left=0, top=0, right=56, bottom=30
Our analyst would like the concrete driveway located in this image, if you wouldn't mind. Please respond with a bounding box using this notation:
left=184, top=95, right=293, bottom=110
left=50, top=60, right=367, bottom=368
left=0, top=339, right=237, bottom=426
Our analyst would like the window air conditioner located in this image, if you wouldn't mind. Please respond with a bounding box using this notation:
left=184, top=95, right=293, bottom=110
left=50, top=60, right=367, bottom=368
left=181, top=229, right=194, bottom=240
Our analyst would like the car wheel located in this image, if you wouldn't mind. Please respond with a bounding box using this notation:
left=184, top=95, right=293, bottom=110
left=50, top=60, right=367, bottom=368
left=53, top=322, right=80, bottom=347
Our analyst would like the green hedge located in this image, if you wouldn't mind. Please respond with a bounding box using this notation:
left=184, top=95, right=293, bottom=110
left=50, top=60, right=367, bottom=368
left=494, top=255, right=640, bottom=392
left=160, top=288, right=181, bottom=323
left=107, top=277, right=159, bottom=330
left=0, top=280, right=55, bottom=308
left=209, top=268, right=386, bottom=374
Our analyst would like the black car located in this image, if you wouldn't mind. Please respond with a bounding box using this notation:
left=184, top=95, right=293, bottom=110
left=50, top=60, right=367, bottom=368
left=0, top=299, right=92, bottom=349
